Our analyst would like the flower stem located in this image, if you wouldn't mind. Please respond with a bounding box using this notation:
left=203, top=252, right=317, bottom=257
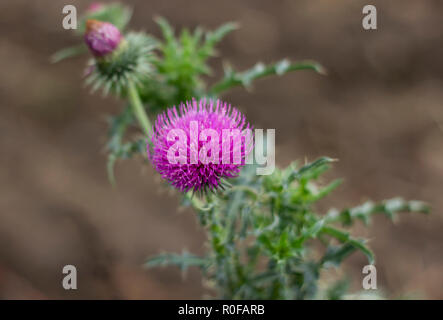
left=128, top=81, right=151, bottom=138
left=185, top=192, right=213, bottom=212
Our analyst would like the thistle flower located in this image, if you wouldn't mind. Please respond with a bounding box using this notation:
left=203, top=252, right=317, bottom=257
left=84, top=19, right=122, bottom=57
left=150, top=99, right=253, bottom=193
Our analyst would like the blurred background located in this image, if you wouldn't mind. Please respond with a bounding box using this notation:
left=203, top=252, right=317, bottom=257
left=0, top=0, right=442, bottom=299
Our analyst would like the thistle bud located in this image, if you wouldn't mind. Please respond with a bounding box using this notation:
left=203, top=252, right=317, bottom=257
left=84, top=19, right=122, bottom=57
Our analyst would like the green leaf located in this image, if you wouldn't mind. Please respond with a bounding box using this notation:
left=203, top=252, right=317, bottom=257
left=205, top=22, right=238, bottom=47
left=155, top=17, right=177, bottom=45
left=291, top=218, right=325, bottom=249
left=287, top=157, right=337, bottom=183
left=210, top=59, right=326, bottom=95
left=106, top=138, right=146, bottom=186
left=321, top=243, right=357, bottom=267
left=307, top=179, right=343, bottom=202
left=107, top=107, right=134, bottom=150
left=293, top=262, right=320, bottom=299
left=321, top=226, right=375, bottom=264
left=326, top=197, right=430, bottom=227
left=199, top=22, right=238, bottom=59
left=105, top=106, right=148, bottom=185
left=50, top=44, right=87, bottom=63
left=154, top=18, right=238, bottom=103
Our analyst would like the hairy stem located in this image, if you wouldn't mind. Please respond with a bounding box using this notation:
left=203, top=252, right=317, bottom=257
left=128, top=81, right=152, bottom=138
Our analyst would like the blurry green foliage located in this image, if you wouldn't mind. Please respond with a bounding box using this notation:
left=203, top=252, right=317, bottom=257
left=147, top=158, right=428, bottom=299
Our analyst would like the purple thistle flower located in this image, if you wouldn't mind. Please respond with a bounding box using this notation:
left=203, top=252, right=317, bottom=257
left=84, top=20, right=122, bottom=57
left=150, top=99, right=253, bottom=193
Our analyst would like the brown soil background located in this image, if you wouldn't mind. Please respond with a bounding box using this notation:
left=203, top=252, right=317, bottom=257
left=0, top=0, right=442, bottom=299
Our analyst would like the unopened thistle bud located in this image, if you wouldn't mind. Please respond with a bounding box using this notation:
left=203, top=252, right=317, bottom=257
left=83, top=20, right=156, bottom=95
left=84, top=20, right=122, bottom=57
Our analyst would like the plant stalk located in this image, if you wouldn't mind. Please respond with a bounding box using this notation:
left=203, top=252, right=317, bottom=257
left=128, top=81, right=152, bottom=138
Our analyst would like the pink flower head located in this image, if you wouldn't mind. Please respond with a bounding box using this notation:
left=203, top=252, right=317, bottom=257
left=84, top=20, right=122, bottom=57
left=150, top=99, right=253, bottom=193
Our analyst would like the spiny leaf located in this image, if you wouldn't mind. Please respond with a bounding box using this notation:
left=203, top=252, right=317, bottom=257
left=107, top=107, right=134, bottom=149
left=106, top=139, right=146, bottom=186
left=292, top=219, right=326, bottom=249
left=106, top=105, right=146, bottom=185
left=321, top=226, right=375, bottom=264
left=321, top=243, right=357, bottom=267
left=200, top=22, right=238, bottom=59
left=205, top=22, right=238, bottom=47
left=288, top=157, right=337, bottom=183
left=155, top=16, right=176, bottom=45
left=326, top=197, right=430, bottom=226
left=154, top=17, right=232, bottom=102
left=307, top=179, right=343, bottom=202
left=50, top=44, right=87, bottom=63
left=210, top=59, right=326, bottom=95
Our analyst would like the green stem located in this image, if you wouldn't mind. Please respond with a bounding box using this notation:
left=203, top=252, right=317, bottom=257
left=185, top=192, right=214, bottom=212
left=128, top=81, right=152, bottom=138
